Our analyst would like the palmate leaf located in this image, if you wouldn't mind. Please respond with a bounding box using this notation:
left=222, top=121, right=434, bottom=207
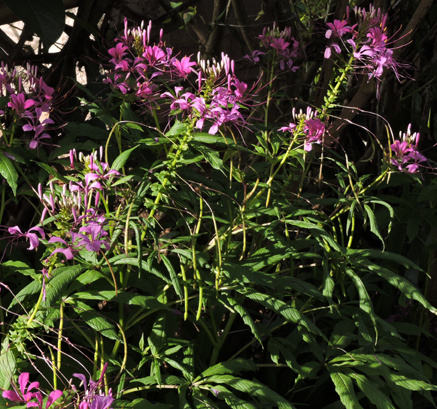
left=148, top=311, right=177, bottom=354
left=357, top=259, right=437, bottom=314
left=268, top=338, right=302, bottom=374
left=160, top=254, right=183, bottom=299
left=238, top=287, right=327, bottom=341
left=112, top=398, right=173, bottom=409
left=211, top=385, right=257, bottom=409
left=195, top=358, right=257, bottom=382
left=350, top=372, right=396, bottom=409
left=220, top=297, right=263, bottom=345
left=205, top=375, right=295, bottom=409
left=364, top=204, right=385, bottom=249
left=8, top=279, right=41, bottom=309
left=69, top=300, right=119, bottom=340
left=344, top=268, right=378, bottom=343
left=42, top=265, right=86, bottom=306
left=390, top=387, right=413, bottom=409
left=68, top=290, right=169, bottom=310
left=328, top=367, right=364, bottom=409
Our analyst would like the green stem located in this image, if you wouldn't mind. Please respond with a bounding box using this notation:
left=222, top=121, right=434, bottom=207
left=27, top=273, right=49, bottom=325
left=140, top=132, right=191, bottom=241
left=322, top=53, right=355, bottom=117
left=48, top=346, right=57, bottom=390
left=0, top=184, right=5, bottom=226
left=248, top=135, right=297, bottom=209
left=57, top=302, right=64, bottom=371
left=209, top=310, right=238, bottom=367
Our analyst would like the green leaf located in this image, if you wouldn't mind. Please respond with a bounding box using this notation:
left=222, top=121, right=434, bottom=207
left=34, top=161, right=68, bottom=183
left=160, top=254, right=183, bottom=299
left=390, top=387, right=413, bottom=409
left=195, top=358, right=257, bottom=382
left=3, top=0, right=65, bottom=51
left=350, top=372, right=396, bottom=409
left=9, top=279, right=41, bottom=308
left=364, top=204, right=385, bottom=249
left=112, top=146, right=139, bottom=171
left=208, top=375, right=295, bottom=409
left=70, top=300, right=119, bottom=340
left=239, top=287, right=327, bottom=341
left=210, top=385, right=257, bottom=409
left=328, top=368, right=364, bottom=409
left=193, top=145, right=225, bottom=174
left=148, top=311, right=177, bottom=354
left=1, top=260, right=38, bottom=280
left=344, top=268, right=377, bottom=343
left=42, top=265, right=86, bottom=306
left=387, top=373, right=437, bottom=391
left=69, top=290, right=169, bottom=311
left=223, top=297, right=263, bottom=345
left=112, top=398, right=172, bottom=408
left=268, top=338, right=301, bottom=374
left=166, top=120, right=187, bottom=136
left=113, top=257, right=172, bottom=285
left=0, top=338, right=15, bottom=390
left=0, top=153, right=18, bottom=195
left=359, top=259, right=437, bottom=314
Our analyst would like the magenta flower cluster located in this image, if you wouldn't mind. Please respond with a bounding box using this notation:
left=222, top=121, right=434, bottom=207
left=279, top=107, right=325, bottom=152
left=2, top=372, right=62, bottom=409
left=2, top=365, right=114, bottom=409
left=162, top=53, right=252, bottom=135
left=0, top=63, right=56, bottom=149
left=105, top=19, right=255, bottom=136
left=37, top=149, right=118, bottom=263
left=72, top=363, right=113, bottom=409
left=104, top=18, right=196, bottom=108
left=245, top=23, right=299, bottom=71
left=390, top=124, right=427, bottom=173
left=324, top=4, right=408, bottom=97
left=0, top=147, right=119, bottom=299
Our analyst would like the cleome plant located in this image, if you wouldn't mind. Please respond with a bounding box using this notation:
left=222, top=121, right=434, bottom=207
left=1, top=2, right=437, bottom=409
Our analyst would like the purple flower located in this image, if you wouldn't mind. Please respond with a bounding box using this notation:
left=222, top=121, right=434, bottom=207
left=389, top=124, right=427, bottom=173
left=48, top=236, right=75, bottom=261
left=73, top=363, right=114, bottom=409
left=279, top=107, right=325, bottom=151
left=75, top=222, right=110, bottom=253
left=7, top=93, right=35, bottom=116
left=325, top=19, right=355, bottom=39
left=7, top=225, right=45, bottom=251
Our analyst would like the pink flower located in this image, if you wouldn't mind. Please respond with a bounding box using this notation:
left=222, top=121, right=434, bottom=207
left=172, top=56, right=196, bottom=77
left=7, top=93, right=35, bottom=116
left=33, top=390, right=63, bottom=409
left=108, top=43, right=128, bottom=66
left=2, top=372, right=40, bottom=406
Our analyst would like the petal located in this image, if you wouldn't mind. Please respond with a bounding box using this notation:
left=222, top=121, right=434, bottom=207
left=50, top=247, right=74, bottom=260
left=2, top=390, right=22, bottom=401
left=26, top=233, right=40, bottom=250
left=46, top=390, right=63, bottom=408
left=29, top=226, right=45, bottom=238
left=19, top=373, right=30, bottom=396
left=72, top=373, right=88, bottom=390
